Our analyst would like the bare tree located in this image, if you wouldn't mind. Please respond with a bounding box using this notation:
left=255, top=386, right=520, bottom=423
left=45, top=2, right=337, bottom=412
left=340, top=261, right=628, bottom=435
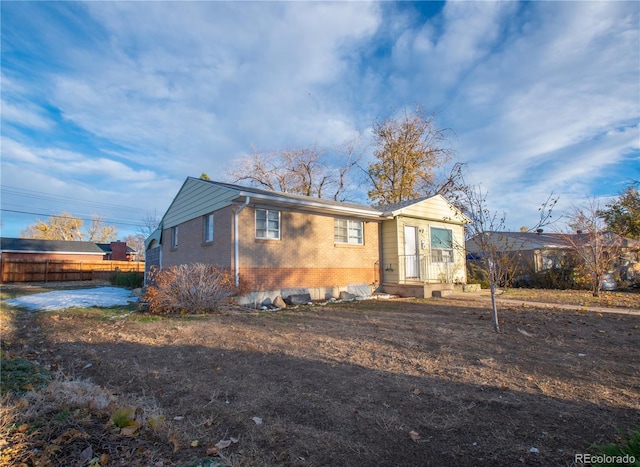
left=462, top=186, right=508, bottom=332
left=137, top=211, right=159, bottom=239
left=366, top=105, right=456, bottom=205
left=463, top=185, right=558, bottom=332
left=528, top=192, right=559, bottom=232
left=328, top=136, right=367, bottom=201
left=135, top=211, right=160, bottom=260
left=432, top=162, right=469, bottom=211
left=562, top=198, right=622, bottom=297
left=227, top=144, right=360, bottom=201
left=123, top=234, right=146, bottom=261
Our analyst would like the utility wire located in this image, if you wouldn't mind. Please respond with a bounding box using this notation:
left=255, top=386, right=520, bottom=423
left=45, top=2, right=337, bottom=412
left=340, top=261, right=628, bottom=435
left=0, top=208, right=144, bottom=229
left=1, top=202, right=143, bottom=225
left=1, top=185, right=152, bottom=215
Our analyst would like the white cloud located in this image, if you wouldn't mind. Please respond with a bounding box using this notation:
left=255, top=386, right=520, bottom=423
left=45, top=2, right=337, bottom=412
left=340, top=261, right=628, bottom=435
left=1, top=99, right=53, bottom=130
left=1, top=1, right=637, bottom=239
left=1, top=138, right=41, bottom=164
left=1, top=137, right=156, bottom=183
left=445, top=2, right=638, bottom=197
left=1, top=146, right=180, bottom=237
left=373, top=1, right=638, bottom=230
left=42, top=1, right=381, bottom=173
left=389, top=1, right=517, bottom=105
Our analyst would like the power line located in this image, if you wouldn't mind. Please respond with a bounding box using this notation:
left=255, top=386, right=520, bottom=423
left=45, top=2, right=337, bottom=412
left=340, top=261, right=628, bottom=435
left=1, top=185, right=152, bottom=215
left=1, top=204, right=143, bottom=226
left=0, top=201, right=146, bottom=222
left=1, top=208, right=144, bottom=229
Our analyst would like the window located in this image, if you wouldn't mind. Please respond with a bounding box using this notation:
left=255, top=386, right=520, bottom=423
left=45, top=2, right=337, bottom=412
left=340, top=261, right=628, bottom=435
left=334, top=219, right=364, bottom=245
left=203, top=213, right=214, bottom=242
left=541, top=253, right=563, bottom=270
left=171, top=226, right=178, bottom=248
left=256, top=209, right=280, bottom=239
left=430, top=227, right=453, bottom=263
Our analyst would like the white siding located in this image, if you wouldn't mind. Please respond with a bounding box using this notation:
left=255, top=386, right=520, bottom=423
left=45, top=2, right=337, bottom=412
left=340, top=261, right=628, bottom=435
left=381, top=195, right=468, bottom=284
left=390, top=195, right=468, bottom=225
left=381, top=218, right=400, bottom=283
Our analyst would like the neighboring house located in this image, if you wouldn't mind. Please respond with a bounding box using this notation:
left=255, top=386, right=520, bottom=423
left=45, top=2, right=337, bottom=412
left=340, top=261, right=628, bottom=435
left=0, top=237, right=139, bottom=283
left=466, top=230, right=640, bottom=281
left=97, top=241, right=138, bottom=261
left=0, top=238, right=136, bottom=262
left=467, top=231, right=576, bottom=274
left=146, top=177, right=469, bottom=303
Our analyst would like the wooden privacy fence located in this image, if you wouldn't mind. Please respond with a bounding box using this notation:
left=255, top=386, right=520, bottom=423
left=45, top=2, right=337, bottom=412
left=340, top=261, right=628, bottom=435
left=1, top=259, right=145, bottom=283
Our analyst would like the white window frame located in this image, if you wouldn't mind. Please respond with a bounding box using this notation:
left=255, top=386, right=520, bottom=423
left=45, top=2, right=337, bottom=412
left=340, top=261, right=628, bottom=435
left=203, top=213, right=214, bottom=242
left=334, top=218, right=364, bottom=245
left=171, top=226, right=178, bottom=249
left=255, top=209, right=280, bottom=240
left=430, top=227, right=454, bottom=263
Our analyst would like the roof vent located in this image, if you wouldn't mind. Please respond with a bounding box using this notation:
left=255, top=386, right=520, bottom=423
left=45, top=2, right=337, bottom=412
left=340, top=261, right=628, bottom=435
left=536, top=229, right=543, bottom=234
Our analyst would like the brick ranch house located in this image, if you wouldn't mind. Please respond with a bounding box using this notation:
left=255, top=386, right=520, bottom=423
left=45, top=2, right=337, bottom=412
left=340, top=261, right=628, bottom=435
left=145, top=177, right=470, bottom=304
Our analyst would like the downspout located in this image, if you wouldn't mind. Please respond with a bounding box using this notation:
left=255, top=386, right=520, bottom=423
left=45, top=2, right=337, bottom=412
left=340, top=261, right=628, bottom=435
left=234, top=196, right=250, bottom=287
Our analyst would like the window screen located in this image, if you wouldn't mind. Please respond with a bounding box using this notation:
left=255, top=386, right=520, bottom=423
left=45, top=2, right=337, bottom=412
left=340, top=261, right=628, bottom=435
left=256, top=209, right=280, bottom=239
left=334, top=219, right=363, bottom=244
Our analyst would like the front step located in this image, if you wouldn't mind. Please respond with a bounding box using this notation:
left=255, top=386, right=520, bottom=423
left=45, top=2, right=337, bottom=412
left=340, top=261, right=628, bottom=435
left=382, top=282, right=454, bottom=298
left=432, top=289, right=453, bottom=298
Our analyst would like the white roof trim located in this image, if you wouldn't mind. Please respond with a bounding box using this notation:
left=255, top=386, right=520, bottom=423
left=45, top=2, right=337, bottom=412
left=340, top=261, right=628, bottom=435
left=234, top=190, right=389, bottom=220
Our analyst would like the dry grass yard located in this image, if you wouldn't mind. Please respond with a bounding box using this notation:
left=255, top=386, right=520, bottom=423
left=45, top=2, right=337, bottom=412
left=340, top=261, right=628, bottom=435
left=1, top=286, right=639, bottom=466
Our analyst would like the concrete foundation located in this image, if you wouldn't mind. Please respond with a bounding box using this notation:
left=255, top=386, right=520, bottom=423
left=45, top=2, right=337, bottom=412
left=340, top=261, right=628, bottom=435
left=382, top=282, right=454, bottom=298
left=236, top=283, right=374, bottom=307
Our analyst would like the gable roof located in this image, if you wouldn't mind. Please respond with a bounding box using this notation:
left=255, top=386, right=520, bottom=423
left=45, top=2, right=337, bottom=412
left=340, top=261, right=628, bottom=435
left=161, top=177, right=384, bottom=230
left=96, top=243, right=137, bottom=254
left=150, top=177, right=471, bottom=248
left=467, top=231, right=574, bottom=252
left=376, top=196, right=432, bottom=213
left=378, top=194, right=471, bottom=224
left=467, top=231, right=640, bottom=252
left=0, top=237, right=106, bottom=255
left=208, top=180, right=382, bottom=215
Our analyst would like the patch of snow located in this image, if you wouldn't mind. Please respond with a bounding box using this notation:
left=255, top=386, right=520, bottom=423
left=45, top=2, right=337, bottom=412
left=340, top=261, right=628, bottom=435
left=6, top=287, right=137, bottom=311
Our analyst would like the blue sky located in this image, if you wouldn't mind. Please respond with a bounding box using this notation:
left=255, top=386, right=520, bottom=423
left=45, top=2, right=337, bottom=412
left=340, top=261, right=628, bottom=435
left=2, top=1, right=639, bottom=240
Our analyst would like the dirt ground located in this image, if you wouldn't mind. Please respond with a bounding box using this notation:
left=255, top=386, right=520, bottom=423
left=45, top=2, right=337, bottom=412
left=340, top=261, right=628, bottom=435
left=2, top=286, right=639, bottom=466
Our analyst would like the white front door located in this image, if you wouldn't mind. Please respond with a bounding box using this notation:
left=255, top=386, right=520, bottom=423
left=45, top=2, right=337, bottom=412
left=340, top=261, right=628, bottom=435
left=404, top=225, right=419, bottom=279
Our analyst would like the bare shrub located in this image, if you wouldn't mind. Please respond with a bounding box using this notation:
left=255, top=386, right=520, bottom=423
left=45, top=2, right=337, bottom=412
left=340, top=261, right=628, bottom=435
left=145, top=263, right=239, bottom=314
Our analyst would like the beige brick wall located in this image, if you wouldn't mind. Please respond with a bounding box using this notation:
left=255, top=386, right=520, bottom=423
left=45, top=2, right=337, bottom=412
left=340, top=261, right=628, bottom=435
left=238, top=207, right=379, bottom=266
left=162, top=204, right=382, bottom=292
left=237, top=206, right=381, bottom=290
left=162, top=205, right=234, bottom=269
